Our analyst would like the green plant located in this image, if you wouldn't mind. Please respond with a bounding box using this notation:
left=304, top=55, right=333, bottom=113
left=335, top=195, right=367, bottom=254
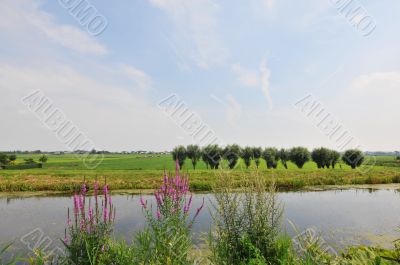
left=223, top=144, right=241, bottom=169
left=202, top=145, right=222, bottom=169
left=63, top=181, right=115, bottom=265
left=135, top=160, right=204, bottom=265
left=343, top=149, right=365, bottom=169
left=38, top=155, right=48, bottom=164
left=241, top=146, right=254, bottom=169
left=263, top=147, right=279, bottom=169
left=208, top=171, right=283, bottom=264
left=252, top=147, right=263, bottom=169
left=279, top=149, right=290, bottom=169
left=289, top=147, right=310, bottom=169
left=186, top=145, right=201, bottom=170
left=172, top=146, right=187, bottom=169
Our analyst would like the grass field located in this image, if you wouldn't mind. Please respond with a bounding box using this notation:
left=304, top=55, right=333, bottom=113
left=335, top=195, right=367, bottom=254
left=0, top=154, right=399, bottom=192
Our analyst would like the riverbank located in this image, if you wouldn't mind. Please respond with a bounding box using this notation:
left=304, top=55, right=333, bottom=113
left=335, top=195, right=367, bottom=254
left=1, top=167, right=400, bottom=193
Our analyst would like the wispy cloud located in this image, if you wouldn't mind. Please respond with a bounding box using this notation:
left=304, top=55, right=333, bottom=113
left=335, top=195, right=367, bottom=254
left=210, top=94, right=242, bottom=125
left=0, top=0, right=107, bottom=55
left=120, top=64, right=153, bottom=90
left=148, top=0, right=227, bottom=68
left=231, top=63, right=259, bottom=87
left=231, top=60, right=273, bottom=109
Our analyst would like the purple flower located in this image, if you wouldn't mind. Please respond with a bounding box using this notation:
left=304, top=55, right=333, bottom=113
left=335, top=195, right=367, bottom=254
left=140, top=197, right=147, bottom=208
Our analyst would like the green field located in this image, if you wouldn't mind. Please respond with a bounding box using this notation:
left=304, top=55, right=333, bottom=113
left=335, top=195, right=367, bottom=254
left=0, top=154, right=399, bottom=192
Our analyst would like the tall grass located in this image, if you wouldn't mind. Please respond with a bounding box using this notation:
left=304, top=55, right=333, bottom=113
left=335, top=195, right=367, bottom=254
left=208, top=171, right=283, bottom=264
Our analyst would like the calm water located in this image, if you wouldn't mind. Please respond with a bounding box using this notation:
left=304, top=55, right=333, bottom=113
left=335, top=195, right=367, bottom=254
left=1, top=188, right=400, bottom=257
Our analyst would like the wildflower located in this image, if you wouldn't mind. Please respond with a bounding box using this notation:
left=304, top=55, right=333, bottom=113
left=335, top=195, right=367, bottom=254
left=140, top=197, right=147, bottom=208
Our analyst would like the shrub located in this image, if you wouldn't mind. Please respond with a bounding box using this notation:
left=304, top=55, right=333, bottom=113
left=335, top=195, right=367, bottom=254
left=0, top=153, right=9, bottom=166
left=208, top=171, right=283, bottom=264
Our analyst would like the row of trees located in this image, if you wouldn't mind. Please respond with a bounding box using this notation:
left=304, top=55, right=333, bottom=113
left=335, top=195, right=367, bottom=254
left=172, top=145, right=365, bottom=170
left=0, top=153, right=48, bottom=167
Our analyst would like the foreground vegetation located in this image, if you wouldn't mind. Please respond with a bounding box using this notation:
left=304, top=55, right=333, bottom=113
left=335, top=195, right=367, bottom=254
left=2, top=164, right=400, bottom=264
left=0, top=154, right=399, bottom=192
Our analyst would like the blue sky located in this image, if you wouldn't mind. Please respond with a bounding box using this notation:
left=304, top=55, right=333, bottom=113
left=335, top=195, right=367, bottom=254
left=1, top=0, right=399, bottom=151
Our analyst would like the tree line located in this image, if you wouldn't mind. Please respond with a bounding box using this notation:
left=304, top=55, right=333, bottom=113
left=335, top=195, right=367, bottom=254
left=172, top=145, right=364, bottom=170
left=0, top=153, right=48, bottom=168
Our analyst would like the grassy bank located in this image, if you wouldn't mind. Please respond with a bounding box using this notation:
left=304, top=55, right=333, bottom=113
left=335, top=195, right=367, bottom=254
left=1, top=154, right=399, bottom=192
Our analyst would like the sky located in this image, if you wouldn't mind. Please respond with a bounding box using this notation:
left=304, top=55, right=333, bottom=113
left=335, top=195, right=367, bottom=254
left=0, top=0, right=399, bottom=152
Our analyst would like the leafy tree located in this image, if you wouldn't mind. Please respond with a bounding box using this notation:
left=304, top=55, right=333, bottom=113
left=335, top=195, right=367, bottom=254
left=186, top=145, right=201, bottom=169
left=252, top=147, right=262, bottom=169
left=278, top=149, right=290, bottom=169
left=0, top=153, right=8, bottom=166
left=263, top=148, right=279, bottom=169
left=172, top=146, right=187, bottom=169
left=223, top=144, right=241, bottom=169
left=39, top=154, right=48, bottom=163
left=240, top=147, right=253, bottom=169
left=203, top=145, right=222, bottom=169
left=329, top=150, right=341, bottom=169
left=8, top=154, right=17, bottom=162
left=24, top=158, right=36, bottom=164
left=311, top=147, right=331, bottom=168
left=289, top=147, right=310, bottom=169
left=201, top=149, right=210, bottom=169
left=342, top=149, right=364, bottom=169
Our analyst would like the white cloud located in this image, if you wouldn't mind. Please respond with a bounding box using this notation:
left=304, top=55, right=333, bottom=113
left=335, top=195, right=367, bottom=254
left=148, top=0, right=227, bottom=68
left=210, top=94, right=242, bottom=126
left=261, top=0, right=274, bottom=10
left=226, top=94, right=242, bottom=125
left=231, top=63, right=259, bottom=87
left=260, top=60, right=273, bottom=109
left=0, top=62, right=183, bottom=151
left=120, top=64, right=153, bottom=90
left=231, top=61, right=273, bottom=109
left=0, top=0, right=107, bottom=55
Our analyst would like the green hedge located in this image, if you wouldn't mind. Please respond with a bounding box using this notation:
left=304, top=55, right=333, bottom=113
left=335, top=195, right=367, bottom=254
left=1, top=163, right=43, bottom=170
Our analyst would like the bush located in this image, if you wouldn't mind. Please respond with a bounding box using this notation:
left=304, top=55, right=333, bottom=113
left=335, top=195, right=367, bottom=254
left=208, top=171, right=283, bottom=264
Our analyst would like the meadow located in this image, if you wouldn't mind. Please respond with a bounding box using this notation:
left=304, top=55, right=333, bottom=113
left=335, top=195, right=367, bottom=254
left=0, top=154, right=399, bottom=192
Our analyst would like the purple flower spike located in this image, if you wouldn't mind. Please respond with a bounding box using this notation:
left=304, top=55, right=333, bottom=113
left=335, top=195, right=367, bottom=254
left=140, top=197, right=147, bottom=208
left=175, top=159, right=180, bottom=174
